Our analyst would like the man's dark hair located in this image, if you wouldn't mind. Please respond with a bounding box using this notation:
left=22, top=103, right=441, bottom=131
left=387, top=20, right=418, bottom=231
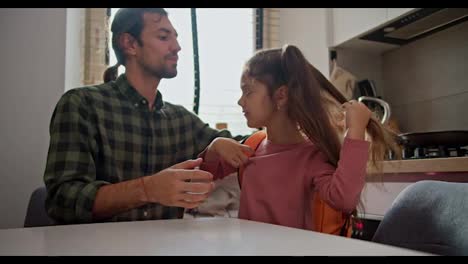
left=103, top=8, right=168, bottom=82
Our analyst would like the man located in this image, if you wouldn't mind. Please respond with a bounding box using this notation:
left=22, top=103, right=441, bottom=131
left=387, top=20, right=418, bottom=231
left=44, top=8, right=236, bottom=224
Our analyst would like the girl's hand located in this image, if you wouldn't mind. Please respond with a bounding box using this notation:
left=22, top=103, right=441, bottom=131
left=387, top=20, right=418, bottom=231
left=342, top=100, right=372, bottom=140
left=210, top=138, right=254, bottom=168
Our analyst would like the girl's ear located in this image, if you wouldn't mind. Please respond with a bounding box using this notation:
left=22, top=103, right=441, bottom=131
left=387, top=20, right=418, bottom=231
left=274, top=85, right=288, bottom=109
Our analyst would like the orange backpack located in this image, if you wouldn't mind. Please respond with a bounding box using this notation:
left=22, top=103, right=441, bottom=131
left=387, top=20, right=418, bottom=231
left=238, top=130, right=353, bottom=237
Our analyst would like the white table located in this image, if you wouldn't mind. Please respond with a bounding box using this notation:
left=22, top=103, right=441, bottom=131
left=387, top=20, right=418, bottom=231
left=0, top=218, right=431, bottom=255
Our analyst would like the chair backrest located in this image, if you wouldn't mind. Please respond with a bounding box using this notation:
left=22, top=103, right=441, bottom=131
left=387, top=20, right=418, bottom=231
left=24, top=186, right=55, bottom=227
left=372, top=180, right=468, bottom=256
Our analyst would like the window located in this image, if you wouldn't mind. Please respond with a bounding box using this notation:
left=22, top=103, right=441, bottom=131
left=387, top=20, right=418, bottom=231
left=109, top=8, right=256, bottom=136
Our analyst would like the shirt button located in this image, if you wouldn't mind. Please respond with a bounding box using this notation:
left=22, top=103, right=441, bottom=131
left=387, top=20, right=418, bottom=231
left=144, top=211, right=148, bottom=217
left=134, top=103, right=139, bottom=107
left=141, top=100, right=147, bottom=104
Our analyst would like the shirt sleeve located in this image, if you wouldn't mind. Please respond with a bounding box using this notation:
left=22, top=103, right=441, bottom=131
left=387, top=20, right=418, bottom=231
left=43, top=90, right=109, bottom=224
left=188, top=110, right=243, bottom=157
left=311, top=137, right=370, bottom=213
left=197, top=148, right=237, bottom=180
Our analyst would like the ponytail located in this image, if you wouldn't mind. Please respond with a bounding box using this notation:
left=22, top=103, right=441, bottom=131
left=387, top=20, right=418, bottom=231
left=103, top=63, right=120, bottom=83
left=280, top=45, right=401, bottom=224
left=307, top=62, right=401, bottom=173
left=280, top=45, right=342, bottom=166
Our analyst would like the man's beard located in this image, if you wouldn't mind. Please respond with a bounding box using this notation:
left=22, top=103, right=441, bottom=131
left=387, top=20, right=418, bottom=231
left=143, top=64, right=178, bottom=79
left=157, top=67, right=178, bottom=79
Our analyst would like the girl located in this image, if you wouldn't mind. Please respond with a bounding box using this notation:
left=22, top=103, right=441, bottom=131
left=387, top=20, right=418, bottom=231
left=198, top=45, right=399, bottom=231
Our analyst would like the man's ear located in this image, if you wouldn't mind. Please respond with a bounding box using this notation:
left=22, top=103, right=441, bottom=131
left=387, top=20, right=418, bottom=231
left=274, top=85, right=288, bottom=109
left=119, top=33, right=138, bottom=57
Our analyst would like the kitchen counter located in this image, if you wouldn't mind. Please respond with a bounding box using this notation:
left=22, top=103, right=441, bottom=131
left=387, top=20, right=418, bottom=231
left=0, top=218, right=431, bottom=256
left=373, top=156, right=468, bottom=174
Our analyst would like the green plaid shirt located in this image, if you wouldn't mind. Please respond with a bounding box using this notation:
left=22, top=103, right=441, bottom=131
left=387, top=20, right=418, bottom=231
left=44, top=74, right=234, bottom=224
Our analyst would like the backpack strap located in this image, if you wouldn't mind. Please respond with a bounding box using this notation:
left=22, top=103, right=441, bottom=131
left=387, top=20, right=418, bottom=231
left=238, top=130, right=266, bottom=189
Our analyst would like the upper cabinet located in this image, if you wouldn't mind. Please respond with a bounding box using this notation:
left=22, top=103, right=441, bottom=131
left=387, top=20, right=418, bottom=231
left=386, top=8, right=415, bottom=21
left=330, top=8, right=416, bottom=47
left=331, top=8, right=387, bottom=47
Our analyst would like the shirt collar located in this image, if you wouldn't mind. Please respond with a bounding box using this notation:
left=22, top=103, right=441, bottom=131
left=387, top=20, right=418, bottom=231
left=115, top=74, right=165, bottom=111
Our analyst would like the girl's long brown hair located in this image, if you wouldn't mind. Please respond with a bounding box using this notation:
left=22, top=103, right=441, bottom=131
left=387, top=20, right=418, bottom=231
left=244, top=45, right=400, bottom=174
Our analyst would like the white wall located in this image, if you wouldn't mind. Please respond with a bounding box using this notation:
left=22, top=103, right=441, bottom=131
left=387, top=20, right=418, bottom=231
left=279, top=8, right=330, bottom=77
left=65, top=8, right=85, bottom=91
left=0, top=8, right=74, bottom=229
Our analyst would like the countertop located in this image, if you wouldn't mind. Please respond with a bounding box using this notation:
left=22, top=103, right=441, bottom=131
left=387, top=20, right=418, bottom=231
left=0, top=218, right=431, bottom=256
left=375, top=156, right=468, bottom=174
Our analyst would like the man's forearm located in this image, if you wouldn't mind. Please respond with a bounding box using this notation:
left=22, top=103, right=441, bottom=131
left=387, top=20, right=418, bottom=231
left=92, top=177, right=148, bottom=221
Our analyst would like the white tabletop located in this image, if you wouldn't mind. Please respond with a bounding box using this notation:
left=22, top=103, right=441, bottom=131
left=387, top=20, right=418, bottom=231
left=0, top=218, right=431, bottom=256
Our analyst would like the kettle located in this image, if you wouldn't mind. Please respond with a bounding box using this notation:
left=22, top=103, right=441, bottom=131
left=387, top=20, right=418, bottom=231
left=357, top=96, right=391, bottom=125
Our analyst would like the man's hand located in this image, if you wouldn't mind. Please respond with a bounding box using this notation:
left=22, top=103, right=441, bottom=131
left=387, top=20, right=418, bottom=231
left=142, top=158, right=215, bottom=209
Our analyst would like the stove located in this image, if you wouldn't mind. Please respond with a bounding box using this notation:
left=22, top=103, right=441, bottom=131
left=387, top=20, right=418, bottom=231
left=402, top=145, right=468, bottom=159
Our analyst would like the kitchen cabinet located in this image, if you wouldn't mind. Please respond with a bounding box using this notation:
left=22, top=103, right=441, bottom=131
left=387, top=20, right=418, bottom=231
left=386, top=8, right=415, bottom=21
left=330, top=8, right=416, bottom=47
left=331, top=8, right=387, bottom=47
left=279, top=8, right=331, bottom=76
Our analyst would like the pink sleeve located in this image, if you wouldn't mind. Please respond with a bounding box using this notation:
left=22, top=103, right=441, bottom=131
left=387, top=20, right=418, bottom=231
left=311, top=137, right=370, bottom=213
left=197, top=148, right=237, bottom=180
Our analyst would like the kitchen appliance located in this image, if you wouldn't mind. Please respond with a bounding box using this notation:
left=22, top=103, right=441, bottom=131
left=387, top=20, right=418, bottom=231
left=360, top=8, right=468, bottom=45
left=356, top=79, right=377, bottom=98
left=356, top=79, right=391, bottom=125
left=358, top=91, right=468, bottom=160
left=398, top=130, right=468, bottom=159
left=358, top=96, right=391, bottom=125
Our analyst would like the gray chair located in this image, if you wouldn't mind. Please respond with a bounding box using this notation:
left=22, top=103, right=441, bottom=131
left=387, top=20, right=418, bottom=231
left=24, top=186, right=55, bottom=227
left=372, top=180, right=468, bottom=256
